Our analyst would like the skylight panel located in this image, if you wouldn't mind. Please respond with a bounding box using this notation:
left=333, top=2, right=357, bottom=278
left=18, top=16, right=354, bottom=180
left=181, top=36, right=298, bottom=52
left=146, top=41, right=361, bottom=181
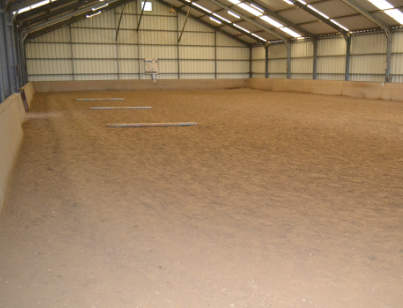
left=282, top=0, right=293, bottom=5
left=227, top=10, right=240, bottom=19
left=92, top=3, right=108, bottom=11
left=385, top=8, right=403, bottom=24
left=280, top=27, right=300, bottom=38
left=259, top=15, right=283, bottom=28
left=210, top=16, right=222, bottom=24
left=330, top=19, right=349, bottom=31
left=192, top=2, right=212, bottom=14
left=228, top=0, right=241, bottom=4
left=233, top=23, right=251, bottom=33
left=250, top=3, right=264, bottom=13
left=86, top=11, right=102, bottom=18
left=307, top=4, right=329, bottom=19
left=238, top=3, right=263, bottom=16
left=251, top=33, right=267, bottom=42
left=14, top=0, right=51, bottom=15
left=213, top=13, right=231, bottom=23
left=367, top=0, right=393, bottom=10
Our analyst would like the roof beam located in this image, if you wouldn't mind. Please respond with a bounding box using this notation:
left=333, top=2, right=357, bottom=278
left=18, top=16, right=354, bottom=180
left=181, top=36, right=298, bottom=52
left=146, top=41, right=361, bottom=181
left=203, top=0, right=289, bottom=42
left=172, top=0, right=258, bottom=44
left=338, top=0, right=390, bottom=36
left=22, top=0, right=122, bottom=35
left=14, top=0, right=75, bottom=22
left=195, top=0, right=312, bottom=38
left=289, top=0, right=349, bottom=37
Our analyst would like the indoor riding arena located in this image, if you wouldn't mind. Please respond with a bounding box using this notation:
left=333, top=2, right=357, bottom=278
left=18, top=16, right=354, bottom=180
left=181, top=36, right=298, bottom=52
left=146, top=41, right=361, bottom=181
left=0, top=0, right=403, bottom=307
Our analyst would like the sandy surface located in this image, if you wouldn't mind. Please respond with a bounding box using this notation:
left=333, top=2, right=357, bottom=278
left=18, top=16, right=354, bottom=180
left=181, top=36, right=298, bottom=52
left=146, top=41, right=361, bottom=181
left=1, top=88, right=403, bottom=308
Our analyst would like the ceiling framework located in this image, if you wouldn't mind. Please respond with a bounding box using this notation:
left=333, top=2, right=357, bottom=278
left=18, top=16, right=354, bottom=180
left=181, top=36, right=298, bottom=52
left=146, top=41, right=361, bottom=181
left=6, top=0, right=403, bottom=45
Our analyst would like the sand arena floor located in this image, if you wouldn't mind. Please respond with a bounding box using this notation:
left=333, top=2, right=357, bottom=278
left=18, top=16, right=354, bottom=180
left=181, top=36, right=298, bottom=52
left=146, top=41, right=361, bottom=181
left=0, top=88, right=403, bottom=307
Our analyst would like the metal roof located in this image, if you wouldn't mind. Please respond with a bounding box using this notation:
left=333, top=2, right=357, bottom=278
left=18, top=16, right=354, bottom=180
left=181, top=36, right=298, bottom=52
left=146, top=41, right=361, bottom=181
left=7, top=0, right=403, bottom=45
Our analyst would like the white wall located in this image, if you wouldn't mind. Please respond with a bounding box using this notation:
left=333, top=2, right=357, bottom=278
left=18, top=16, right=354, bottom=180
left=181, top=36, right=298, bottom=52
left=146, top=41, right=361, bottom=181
left=251, top=30, right=403, bottom=83
left=25, top=0, right=250, bottom=81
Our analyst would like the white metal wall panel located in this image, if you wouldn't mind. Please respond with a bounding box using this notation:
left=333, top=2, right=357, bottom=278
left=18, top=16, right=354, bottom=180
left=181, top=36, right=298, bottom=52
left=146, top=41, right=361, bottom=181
left=26, top=43, right=71, bottom=58
left=179, top=14, right=212, bottom=32
left=270, top=44, right=286, bottom=58
left=139, top=31, right=176, bottom=44
left=118, top=45, right=139, bottom=58
left=27, top=59, right=72, bottom=75
left=252, top=61, right=265, bottom=74
left=292, top=41, right=313, bottom=57
left=30, top=27, right=70, bottom=43
left=180, top=32, right=214, bottom=46
left=216, top=32, right=245, bottom=47
left=391, top=32, right=403, bottom=82
left=252, top=46, right=265, bottom=60
left=179, top=46, right=214, bottom=59
left=74, top=60, right=117, bottom=74
left=140, top=45, right=177, bottom=59
left=351, top=33, right=386, bottom=54
left=71, top=28, right=115, bottom=43
left=159, top=60, right=178, bottom=73
left=291, top=58, right=313, bottom=74
left=119, top=14, right=138, bottom=29
left=217, top=47, right=249, bottom=59
left=117, top=30, right=138, bottom=44
left=217, top=61, right=249, bottom=73
left=350, top=55, right=386, bottom=74
left=317, top=57, right=345, bottom=74
left=142, top=16, right=176, bottom=30
left=118, top=60, right=139, bottom=73
left=73, top=44, right=116, bottom=58
left=180, top=61, right=214, bottom=73
left=269, top=59, right=286, bottom=73
left=317, top=37, right=345, bottom=80
left=317, top=37, right=345, bottom=56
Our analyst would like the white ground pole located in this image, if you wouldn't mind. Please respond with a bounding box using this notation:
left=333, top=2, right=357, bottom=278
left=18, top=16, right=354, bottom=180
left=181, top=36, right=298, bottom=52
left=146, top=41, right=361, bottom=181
left=107, top=122, right=198, bottom=128
left=89, top=106, right=152, bottom=110
left=76, top=98, right=125, bottom=102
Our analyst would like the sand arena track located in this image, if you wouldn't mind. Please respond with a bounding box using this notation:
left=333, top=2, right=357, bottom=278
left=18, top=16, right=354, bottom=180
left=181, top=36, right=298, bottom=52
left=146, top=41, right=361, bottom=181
left=0, top=88, right=402, bottom=307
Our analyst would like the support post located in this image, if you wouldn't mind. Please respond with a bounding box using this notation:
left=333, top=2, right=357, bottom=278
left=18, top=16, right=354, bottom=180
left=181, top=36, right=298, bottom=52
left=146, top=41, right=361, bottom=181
left=68, top=24, right=75, bottom=80
left=344, top=35, right=351, bottom=81
left=115, top=4, right=125, bottom=41
left=313, top=38, right=318, bottom=80
left=249, top=47, right=252, bottom=78
left=385, top=34, right=392, bottom=83
left=214, top=31, right=217, bottom=80
left=265, top=45, right=269, bottom=79
left=286, top=42, right=291, bottom=79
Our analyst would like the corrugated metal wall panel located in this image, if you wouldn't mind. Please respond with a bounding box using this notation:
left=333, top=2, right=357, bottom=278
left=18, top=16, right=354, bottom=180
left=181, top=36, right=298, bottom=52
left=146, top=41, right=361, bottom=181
left=392, top=32, right=403, bottom=53
left=75, top=74, right=117, bottom=80
left=159, top=60, right=178, bottom=73
left=318, top=37, right=345, bottom=56
left=30, top=27, right=70, bottom=42
left=178, top=15, right=212, bottom=32
left=140, top=45, right=177, bottom=58
left=117, top=29, right=138, bottom=44
left=71, top=28, right=115, bottom=43
left=317, top=57, right=345, bottom=74
left=291, top=58, right=313, bottom=73
left=350, top=74, right=385, bottom=82
left=217, top=61, right=249, bottom=73
left=27, top=59, right=72, bottom=74
left=269, top=59, right=286, bottom=73
left=179, top=32, right=214, bottom=46
left=216, top=32, right=245, bottom=47
left=118, top=45, right=139, bottom=58
left=73, top=44, right=116, bottom=58
left=75, top=10, right=116, bottom=28
left=141, top=16, right=176, bottom=30
left=350, top=55, right=386, bottom=74
left=74, top=60, right=117, bottom=74
left=270, top=44, right=286, bottom=58
left=351, top=33, right=386, bottom=54
left=179, top=46, right=214, bottom=59
left=391, top=54, right=403, bottom=75
left=139, top=31, right=176, bottom=44
left=217, top=47, right=249, bottom=59
left=29, top=75, right=73, bottom=81
left=118, top=60, right=139, bottom=73
left=292, top=41, right=313, bottom=57
left=252, top=46, right=265, bottom=59
left=180, top=61, right=214, bottom=73
left=26, top=43, right=71, bottom=58
left=252, top=60, right=265, bottom=73
left=218, top=73, right=249, bottom=79
left=181, top=74, right=215, bottom=79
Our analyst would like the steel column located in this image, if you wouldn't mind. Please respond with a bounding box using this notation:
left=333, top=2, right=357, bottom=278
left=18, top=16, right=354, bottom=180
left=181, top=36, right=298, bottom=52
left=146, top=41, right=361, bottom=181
left=286, top=42, right=291, bottom=79
left=344, top=35, right=351, bottom=81
left=249, top=47, right=252, bottom=78
left=214, top=31, right=217, bottom=80
left=313, top=38, right=318, bottom=80
left=386, top=34, right=392, bottom=83
left=265, top=45, right=269, bottom=78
